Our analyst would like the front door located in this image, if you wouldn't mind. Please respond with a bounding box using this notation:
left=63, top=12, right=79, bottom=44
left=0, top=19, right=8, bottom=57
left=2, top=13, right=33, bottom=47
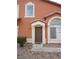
left=35, top=26, right=42, bottom=44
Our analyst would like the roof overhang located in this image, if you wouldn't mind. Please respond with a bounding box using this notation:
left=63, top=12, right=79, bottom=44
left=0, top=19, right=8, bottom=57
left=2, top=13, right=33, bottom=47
left=32, top=19, right=45, bottom=24
left=42, top=0, right=61, bottom=7
left=32, top=20, right=45, bottom=27
left=42, top=11, right=61, bottom=20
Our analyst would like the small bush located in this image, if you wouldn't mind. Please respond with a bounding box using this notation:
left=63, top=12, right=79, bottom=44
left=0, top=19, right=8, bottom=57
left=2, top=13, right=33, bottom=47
left=17, top=37, right=26, bottom=47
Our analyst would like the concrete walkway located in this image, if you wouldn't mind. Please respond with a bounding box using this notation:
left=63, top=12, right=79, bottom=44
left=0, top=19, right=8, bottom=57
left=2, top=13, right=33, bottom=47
left=31, top=47, right=61, bottom=52
left=17, top=44, right=61, bottom=59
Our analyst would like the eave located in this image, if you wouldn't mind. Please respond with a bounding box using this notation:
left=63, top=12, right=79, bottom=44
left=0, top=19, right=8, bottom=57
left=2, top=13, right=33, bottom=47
left=42, top=0, right=61, bottom=7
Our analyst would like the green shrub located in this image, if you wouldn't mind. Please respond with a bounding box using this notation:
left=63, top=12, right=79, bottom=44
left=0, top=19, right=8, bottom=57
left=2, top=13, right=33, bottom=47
left=17, top=37, right=26, bottom=47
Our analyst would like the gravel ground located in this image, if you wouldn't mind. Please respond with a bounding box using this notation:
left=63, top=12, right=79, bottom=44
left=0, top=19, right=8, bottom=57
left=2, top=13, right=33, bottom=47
left=17, top=43, right=61, bottom=59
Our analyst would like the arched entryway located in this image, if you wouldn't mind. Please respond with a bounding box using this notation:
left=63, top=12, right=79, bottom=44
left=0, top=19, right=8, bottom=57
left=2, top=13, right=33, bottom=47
left=32, top=21, right=45, bottom=44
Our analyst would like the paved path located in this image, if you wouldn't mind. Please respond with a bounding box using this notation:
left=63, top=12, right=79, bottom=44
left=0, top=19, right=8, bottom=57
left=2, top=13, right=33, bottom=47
left=17, top=44, right=61, bottom=59
left=31, top=47, right=61, bottom=52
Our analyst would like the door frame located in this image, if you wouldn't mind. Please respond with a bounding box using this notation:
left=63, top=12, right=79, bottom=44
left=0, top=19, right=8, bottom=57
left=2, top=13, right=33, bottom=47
left=32, top=21, right=45, bottom=44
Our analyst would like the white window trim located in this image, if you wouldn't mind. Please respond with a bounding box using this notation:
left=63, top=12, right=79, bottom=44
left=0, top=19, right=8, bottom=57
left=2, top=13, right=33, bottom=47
left=25, top=2, right=35, bottom=17
left=48, top=16, right=61, bottom=43
left=17, top=5, right=19, bottom=18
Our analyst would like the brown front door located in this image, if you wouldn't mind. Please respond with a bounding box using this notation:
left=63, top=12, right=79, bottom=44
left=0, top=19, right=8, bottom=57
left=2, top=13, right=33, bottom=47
left=35, top=26, right=42, bottom=44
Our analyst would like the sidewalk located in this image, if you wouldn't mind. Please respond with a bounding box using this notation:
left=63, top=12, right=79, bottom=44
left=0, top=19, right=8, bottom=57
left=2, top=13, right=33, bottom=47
left=17, top=44, right=61, bottom=59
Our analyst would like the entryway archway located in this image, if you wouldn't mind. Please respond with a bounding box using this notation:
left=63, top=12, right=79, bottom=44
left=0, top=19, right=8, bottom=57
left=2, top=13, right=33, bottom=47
left=32, top=21, right=45, bottom=44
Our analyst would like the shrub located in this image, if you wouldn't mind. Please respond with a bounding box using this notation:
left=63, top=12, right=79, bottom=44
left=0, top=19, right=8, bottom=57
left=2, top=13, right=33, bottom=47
left=17, top=37, right=26, bottom=47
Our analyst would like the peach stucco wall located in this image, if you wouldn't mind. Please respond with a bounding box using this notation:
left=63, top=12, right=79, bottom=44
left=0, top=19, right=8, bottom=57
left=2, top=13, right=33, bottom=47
left=17, top=0, right=61, bottom=43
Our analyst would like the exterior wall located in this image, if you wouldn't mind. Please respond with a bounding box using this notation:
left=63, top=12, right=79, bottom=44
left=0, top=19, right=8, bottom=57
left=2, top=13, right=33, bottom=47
left=17, top=0, right=61, bottom=43
left=17, top=0, right=60, bottom=18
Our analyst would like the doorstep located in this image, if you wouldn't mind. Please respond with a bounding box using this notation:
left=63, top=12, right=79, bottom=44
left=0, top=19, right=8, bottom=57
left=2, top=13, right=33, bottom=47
left=32, top=44, right=43, bottom=48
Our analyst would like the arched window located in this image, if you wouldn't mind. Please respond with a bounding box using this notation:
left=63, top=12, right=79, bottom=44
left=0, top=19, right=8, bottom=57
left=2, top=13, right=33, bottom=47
left=25, top=2, right=35, bottom=17
left=48, top=18, right=61, bottom=43
left=49, top=18, right=61, bottom=40
left=50, top=18, right=61, bottom=26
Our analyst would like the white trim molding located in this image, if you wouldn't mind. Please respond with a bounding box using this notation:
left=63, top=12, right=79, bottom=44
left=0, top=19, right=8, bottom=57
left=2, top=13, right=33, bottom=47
left=25, top=2, right=35, bottom=17
left=48, top=16, right=61, bottom=43
left=32, top=21, right=46, bottom=44
left=27, top=38, right=32, bottom=43
left=17, top=4, right=19, bottom=18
